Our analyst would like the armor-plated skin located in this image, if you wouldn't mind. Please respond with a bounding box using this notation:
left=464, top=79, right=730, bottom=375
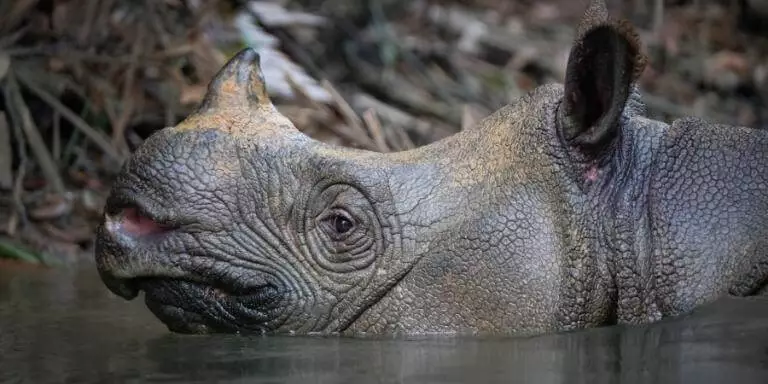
left=94, top=1, right=768, bottom=336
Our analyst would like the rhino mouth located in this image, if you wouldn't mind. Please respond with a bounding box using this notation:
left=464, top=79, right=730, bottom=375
left=136, top=277, right=281, bottom=334
left=96, top=190, right=286, bottom=334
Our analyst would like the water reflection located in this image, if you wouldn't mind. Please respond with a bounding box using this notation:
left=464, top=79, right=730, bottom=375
left=2, top=262, right=768, bottom=383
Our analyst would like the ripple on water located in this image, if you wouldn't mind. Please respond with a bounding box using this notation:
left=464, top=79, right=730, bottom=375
left=2, top=261, right=768, bottom=384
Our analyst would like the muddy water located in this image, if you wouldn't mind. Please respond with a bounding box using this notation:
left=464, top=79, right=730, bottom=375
left=2, top=261, right=768, bottom=384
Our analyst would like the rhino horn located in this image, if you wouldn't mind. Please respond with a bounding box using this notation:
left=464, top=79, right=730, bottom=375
left=173, top=48, right=301, bottom=136
left=196, top=48, right=273, bottom=114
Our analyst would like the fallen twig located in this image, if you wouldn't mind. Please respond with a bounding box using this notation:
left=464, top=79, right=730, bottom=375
left=0, top=26, right=28, bottom=50
left=78, top=0, right=101, bottom=46
left=4, top=70, right=66, bottom=194
left=322, top=80, right=380, bottom=150
left=351, top=92, right=453, bottom=145
left=3, top=90, right=29, bottom=236
left=285, top=71, right=370, bottom=149
left=362, top=109, right=390, bottom=152
left=0, top=0, right=38, bottom=35
left=0, top=112, right=12, bottom=189
left=343, top=48, right=463, bottom=127
left=52, top=110, right=61, bottom=161
left=110, top=24, right=145, bottom=158
left=16, top=70, right=122, bottom=163
left=392, top=123, right=416, bottom=150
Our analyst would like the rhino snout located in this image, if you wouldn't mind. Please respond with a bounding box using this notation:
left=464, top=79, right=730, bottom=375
left=95, top=192, right=285, bottom=334
left=95, top=194, right=179, bottom=300
left=93, top=127, right=295, bottom=334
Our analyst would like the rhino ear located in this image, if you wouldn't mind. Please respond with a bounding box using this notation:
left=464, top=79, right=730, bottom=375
left=559, top=0, right=647, bottom=157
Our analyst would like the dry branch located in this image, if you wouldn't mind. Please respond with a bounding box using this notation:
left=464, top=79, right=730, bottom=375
left=16, top=70, right=122, bottom=164
left=4, top=71, right=65, bottom=194
left=0, top=113, right=12, bottom=190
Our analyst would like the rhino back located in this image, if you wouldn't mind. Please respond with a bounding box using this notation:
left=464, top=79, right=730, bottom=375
left=647, top=118, right=768, bottom=316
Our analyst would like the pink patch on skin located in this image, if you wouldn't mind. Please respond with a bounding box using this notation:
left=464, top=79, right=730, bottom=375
left=585, top=165, right=599, bottom=182
left=120, top=207, right=167, bottom=236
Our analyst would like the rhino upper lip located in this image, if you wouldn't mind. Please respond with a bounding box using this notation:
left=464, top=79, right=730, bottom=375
left=100, top=192, right=279, bottom=303
left=99, top=192, right=189, bottom=300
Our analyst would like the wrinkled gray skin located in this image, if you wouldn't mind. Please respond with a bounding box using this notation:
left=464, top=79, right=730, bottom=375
left=95, top=1, right=768, bottom=336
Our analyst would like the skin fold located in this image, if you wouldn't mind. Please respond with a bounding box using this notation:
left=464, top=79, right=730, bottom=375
left=94, top=0, right=768, bottom=336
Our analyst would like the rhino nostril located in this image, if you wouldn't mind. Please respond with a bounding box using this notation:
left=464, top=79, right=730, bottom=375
left=110, top=206, right=174, bottom=237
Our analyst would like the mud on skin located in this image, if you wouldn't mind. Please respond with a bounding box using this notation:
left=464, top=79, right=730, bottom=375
left=94, top=0, right=768, bottom=336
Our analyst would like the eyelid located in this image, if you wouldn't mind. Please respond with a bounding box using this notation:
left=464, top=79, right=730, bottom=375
left=323, top=207, right=357, bottom=223
left=318, top=207, right=359, bottom=240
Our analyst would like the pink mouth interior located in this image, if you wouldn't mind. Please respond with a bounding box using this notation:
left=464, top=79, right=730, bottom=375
left=120, top=207, right=169, bottom=236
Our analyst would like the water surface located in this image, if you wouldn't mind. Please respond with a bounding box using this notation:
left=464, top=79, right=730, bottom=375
left=2, top=261, right=768, bottom=383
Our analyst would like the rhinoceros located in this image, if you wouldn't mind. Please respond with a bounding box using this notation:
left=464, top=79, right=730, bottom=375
left=94, top=0, right=768, bottom=336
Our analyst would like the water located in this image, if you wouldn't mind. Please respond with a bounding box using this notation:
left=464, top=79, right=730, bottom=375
left=2, top=261, right=768, bottom=384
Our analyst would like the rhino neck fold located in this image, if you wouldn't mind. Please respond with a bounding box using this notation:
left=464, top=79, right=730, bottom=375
left=383, top=125, right=517, bottom=265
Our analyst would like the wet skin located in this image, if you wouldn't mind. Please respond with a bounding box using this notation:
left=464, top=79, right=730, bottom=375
left=94, top=0, right=768, bottom=336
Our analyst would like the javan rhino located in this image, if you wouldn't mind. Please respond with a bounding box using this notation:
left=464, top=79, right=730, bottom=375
left=94, top=0, right=768, bottom=336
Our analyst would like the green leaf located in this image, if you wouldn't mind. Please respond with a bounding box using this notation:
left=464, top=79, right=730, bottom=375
left=0, top=239, right=43, bottom=264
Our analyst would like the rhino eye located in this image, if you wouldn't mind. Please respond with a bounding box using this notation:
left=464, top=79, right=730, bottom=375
left=330, top=213, right=354, bottom=234
left=306, top=183, right=382, bottom=269
left=321, top=209, right=357, bottom=239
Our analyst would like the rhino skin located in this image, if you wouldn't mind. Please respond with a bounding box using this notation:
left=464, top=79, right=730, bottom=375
left=94, top=0, right=768, bottom=336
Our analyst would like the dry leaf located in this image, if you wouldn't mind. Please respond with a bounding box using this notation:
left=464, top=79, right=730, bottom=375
left=29, top=194, right=74, bottom=221
left=234, top=11, right=331, bottom=103
left=247, top=1, right=327, bottom=28
left=704, top=50, right=749, bottom=91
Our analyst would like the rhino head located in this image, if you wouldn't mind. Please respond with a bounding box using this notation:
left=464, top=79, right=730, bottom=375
left=95, top=0, right=768, bottom=336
